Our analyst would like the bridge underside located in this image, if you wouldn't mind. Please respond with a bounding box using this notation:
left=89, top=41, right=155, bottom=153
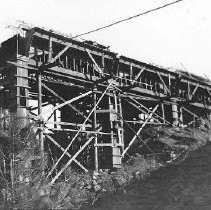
left=0, top=26, right=211, bottom=180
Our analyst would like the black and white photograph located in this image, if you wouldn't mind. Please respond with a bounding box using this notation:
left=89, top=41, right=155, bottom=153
left=0, top=0, right=211, bottom=209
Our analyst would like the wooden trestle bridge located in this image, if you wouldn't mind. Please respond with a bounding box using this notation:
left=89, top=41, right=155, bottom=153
left=0, top=26, right=211, bottom=181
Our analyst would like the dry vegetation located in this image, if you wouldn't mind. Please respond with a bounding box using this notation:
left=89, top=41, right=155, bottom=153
left=0, top=116, right=210, bottom=209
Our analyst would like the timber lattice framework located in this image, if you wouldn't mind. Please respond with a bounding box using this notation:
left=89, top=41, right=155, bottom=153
left=0, top=26, right=211, bottom=182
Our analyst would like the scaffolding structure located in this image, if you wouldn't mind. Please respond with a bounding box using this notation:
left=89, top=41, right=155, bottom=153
left=0, top=26, right=211, bottom=182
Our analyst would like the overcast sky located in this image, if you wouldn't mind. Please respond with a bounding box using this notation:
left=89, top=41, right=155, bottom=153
left=0, top=0, right=210, bottom=79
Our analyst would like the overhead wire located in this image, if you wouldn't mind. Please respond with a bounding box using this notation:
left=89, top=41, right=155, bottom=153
left=28, top=0, right=185, bottom=67
left=21, top=0, right=185, bottom=52
left=73, top=0, right=184, bottom=38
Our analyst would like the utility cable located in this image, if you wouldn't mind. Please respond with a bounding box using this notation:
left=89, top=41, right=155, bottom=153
left=38, top=0, right=184, bottom=64
left=26, top=0, right=185, bottom=52
left=73, top=0, right=184, bottom=38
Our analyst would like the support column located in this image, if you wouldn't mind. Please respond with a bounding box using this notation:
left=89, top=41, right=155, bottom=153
left=110, top=91, right=122, bottom=168
left=102, top=53, right=105, bottom=73
left=0, top=107, right=3, bottom=130
left=171, top=98, right=179, bottom=126
left=48, top=36, right=53, bottom=61
left=130, top=63, right=133, bottom=80
left=38, top=73, right=45, bottom=175
left=53, top=104, right=57, bottom=129
left=179, top=106, right=183, bottom=126
left=15, top=55, right=29, bottom=128
left=93, top=86, right=98, bottom=171
left=161, top=102, right=165, bottom=124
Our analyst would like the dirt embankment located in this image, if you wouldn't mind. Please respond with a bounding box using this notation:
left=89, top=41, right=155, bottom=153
left=0, top=125, right=210, bottom=209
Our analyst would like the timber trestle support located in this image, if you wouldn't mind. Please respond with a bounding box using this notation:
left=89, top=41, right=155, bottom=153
left=0, top=25, right=211, bottom=183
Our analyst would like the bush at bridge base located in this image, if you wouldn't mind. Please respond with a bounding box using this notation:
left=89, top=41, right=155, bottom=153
left=0, top=124, right=210, bottom=209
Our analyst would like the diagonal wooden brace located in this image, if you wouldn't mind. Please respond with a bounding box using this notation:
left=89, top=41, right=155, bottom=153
left=86, top=49, right=103, bottom=75
left=45, top=82, right=113, bottom=181
left=42, top=82, right=91, bottom=123
left=134, top=67, right=145, bottom=81
left=51, top=136, right=94, bottom=184
left=51, top=44, right=71, bottom=64
left=156, top=71, right=171, bottom=95
left=45, top=134, right=88, bottom=172
left=190, top=83, right=199, bottom=100
left=128, top=97, right=171, bottom=125
left=44, top=91, right=92, bottom=122
left=122, top=104, right=159, bottom=157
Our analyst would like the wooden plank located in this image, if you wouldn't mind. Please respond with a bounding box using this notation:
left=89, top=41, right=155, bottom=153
left=47, top=128, right=112, bottom=135
left=45, top=121, right=92, bottom=127
left=95, top=109, right=116, bottom=114
left=125, top=120, right=166, bottom=125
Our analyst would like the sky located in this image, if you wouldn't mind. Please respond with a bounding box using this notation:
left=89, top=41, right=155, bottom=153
left=0, top=0, right=211, bottom=79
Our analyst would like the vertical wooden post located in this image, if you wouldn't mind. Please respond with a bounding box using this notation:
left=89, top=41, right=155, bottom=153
left=111, top=90, right=122, bottom=168
left=48, top=37, right=52, bottom=62
left=102, top=54, right=105, bottom=73
left=171, top=98, right=179, bottom=126
left=168, top=73, right=171, bottom=90
left=187, top=81, right=190, bottom=100
left=16, top=38, right=29, bottom=128
left=93, top=86, right=98, bottom=171
left=118, top=95, right=124, bottom=151
left=0, top=107, right=3, bottom=130
left=73, top=58, right=76, bottom=71
left=54, top=104, right=57, bottom=129
left=109, top=95, right=115, bottom=145
left=179, top=106, right=183, bottom=126
left=38, top=73, right=45, bottom=175
left=80, top=59, right=83, bottom=73
left=130, top=63, right=133, bottom=80
left=86, top=62, right=89, bottom=74
left=161, top=102, right=165, bottom=123
left=66, top=56, right=69, bottom=69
